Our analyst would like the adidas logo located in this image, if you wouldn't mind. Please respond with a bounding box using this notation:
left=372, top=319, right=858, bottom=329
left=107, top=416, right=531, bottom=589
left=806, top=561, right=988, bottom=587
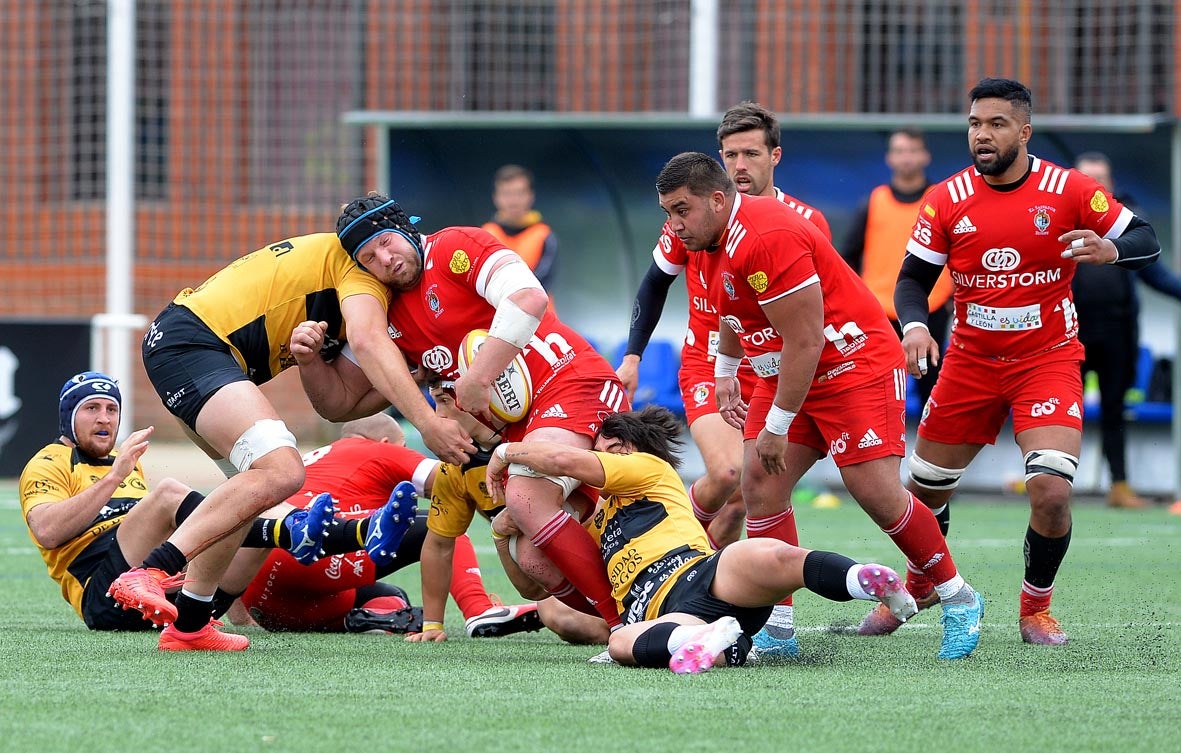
left=952, top=215, right=978, bottom=234
left=857, top=428, right=883, bottom=449
left=1067, top=402, right=1082, bottom=419
left=540, top=403, right=568, bottom=419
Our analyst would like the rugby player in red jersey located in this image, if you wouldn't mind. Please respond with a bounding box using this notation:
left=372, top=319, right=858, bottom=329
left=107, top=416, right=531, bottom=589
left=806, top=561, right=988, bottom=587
left=655, top=151, right=984, bottom=659
left=295, top=197, right=629, bottom=631
left=619, top=102, right=833, bottom=657
left=875, top=78, right=1160, bottom=645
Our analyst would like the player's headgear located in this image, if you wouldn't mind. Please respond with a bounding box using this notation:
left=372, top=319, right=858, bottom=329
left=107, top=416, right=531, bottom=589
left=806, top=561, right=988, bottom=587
left=59, top=371, right=121, bottom=443
left=336, top=194, right=423, bottom=270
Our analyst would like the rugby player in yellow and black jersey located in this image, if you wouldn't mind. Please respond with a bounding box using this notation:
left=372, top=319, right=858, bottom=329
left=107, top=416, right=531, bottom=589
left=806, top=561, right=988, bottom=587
left=118, top=213, right=476, bottom=650
left=20, top=371, right=348, bottom=637
left=486, top=406, right=918, bottom=673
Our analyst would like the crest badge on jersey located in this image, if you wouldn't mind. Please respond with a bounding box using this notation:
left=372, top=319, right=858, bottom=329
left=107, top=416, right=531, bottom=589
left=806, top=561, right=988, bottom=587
left=1031, top=205, right=1054, bottom=235
left=692, top=382, right=711, bottom=406
left=1090, top=190, right=1109, bottom=213
left=449, top=249, right=471, bottom=274
left=747, top=271, right=769, bottom=293
left=426, top=285, right=444, bottom=317
left=722, top=272, right=738, bottom=301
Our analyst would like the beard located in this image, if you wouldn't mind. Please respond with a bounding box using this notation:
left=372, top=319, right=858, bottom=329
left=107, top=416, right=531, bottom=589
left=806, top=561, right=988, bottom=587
left=973, top=142, right=1021, bottom=176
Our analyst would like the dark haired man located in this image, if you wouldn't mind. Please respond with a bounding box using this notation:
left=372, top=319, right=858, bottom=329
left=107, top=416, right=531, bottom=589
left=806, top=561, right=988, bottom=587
left=654, top=151, right=984, bottom=660
left=484, top=406, right=918, bottom=674
left=619, top=102, right=831, bottom=657
left=842, top=127, right=951, bottom=409
left=482, top=164, right=558, bottom=289
left=883, top=78, right=1160, bottom=645
left=300, top=195, right=631, bottom=633
left=107, top=208, right=461, bottom=650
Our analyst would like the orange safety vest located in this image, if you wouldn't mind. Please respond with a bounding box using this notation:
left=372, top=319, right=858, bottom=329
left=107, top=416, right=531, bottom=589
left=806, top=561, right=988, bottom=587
left=862, top=184, right=953, bottom=319
left=482, top=221, right=552, bottom=271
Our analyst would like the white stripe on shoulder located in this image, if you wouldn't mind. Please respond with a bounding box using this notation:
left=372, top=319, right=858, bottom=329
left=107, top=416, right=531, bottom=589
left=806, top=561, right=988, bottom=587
left=474, top=248, right=520, bottom=296
left=905, top=239, right=948, bottom=265
left=1103, top=206, right=1135, bottom=240
left=412, top=459, right=440, bottom=497
left=652, top=249, right=684, bottom=276
left=760, top=273, right=820, bottom=305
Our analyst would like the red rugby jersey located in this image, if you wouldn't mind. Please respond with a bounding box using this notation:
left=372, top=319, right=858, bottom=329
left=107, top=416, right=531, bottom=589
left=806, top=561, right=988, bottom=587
left=710, top=193, right=899, bottom=389
left=904, top=156, right=1131, bottom=360
left=652, top=189, right=831, bottom=361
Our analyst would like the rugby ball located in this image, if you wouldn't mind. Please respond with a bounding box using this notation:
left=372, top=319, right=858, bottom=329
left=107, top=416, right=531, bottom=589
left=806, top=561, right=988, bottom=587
left=456, top=328, right=532, bottom=424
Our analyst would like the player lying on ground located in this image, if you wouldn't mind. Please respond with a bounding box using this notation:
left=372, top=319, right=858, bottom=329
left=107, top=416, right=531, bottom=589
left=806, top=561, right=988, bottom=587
left=219, top=412, right=541, bottom=640
left=485, top=406, right=917, bottom=673
left=16, top=372, right=345, bottom=641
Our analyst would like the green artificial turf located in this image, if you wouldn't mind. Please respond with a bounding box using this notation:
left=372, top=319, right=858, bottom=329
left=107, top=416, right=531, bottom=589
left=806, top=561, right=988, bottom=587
left=1, top=486, right=1176, bottom=753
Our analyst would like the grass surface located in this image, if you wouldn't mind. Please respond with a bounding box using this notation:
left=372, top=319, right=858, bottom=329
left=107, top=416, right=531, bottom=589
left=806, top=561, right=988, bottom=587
left=1, top=485, right=1177, bottom=753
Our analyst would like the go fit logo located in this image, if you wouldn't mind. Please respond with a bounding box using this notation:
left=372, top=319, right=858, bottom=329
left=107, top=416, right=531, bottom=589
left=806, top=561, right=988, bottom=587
left=981, top=246, right=1020, bottom=272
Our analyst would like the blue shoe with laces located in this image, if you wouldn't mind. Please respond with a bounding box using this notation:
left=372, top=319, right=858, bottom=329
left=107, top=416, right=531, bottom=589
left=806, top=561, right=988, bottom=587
left=938, top=587, right=984, bottom=659
left=285, top=492, right=336, bottom=565
left=365, top=481, right=418, bottom=567
left=751, top=625, right=800, bottom=659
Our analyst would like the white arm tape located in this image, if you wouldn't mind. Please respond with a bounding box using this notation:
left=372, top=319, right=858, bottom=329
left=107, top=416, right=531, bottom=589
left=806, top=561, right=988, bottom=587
left=714, top=353, right=742, bottom=378
left=507, top=462, right=581, bottom=498
left=901, top=321, right=930, bottom=336
left=489, top=299, right=542, bottom=349
left=764, top=405, right=797, bottom=436
left=484, top=259, right=544, bottom=308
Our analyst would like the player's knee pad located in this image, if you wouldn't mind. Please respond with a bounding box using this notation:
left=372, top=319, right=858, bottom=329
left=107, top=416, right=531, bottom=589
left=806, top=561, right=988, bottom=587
left=907, top=454, right=966, bottom=492
left=631, top=622, right=679, bottom=668
left=507, top=462, right=581, bottom=499
left=227, top=419, right=298, bottom=474
left=1023, top=449, right=1079, bottom=486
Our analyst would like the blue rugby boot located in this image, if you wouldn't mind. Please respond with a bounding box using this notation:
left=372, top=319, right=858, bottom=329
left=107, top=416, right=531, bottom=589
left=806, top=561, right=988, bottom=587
left=365, top=481, right=418, bottom=567
left=938, top=586, right=985, bottom=659
left=285, top=492, right=336, bottom=565
left=750, top=604, right=800, bottom=659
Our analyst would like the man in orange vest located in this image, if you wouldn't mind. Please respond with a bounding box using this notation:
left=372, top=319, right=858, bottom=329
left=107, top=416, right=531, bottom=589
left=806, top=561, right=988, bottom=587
left=482, top=164, right=558, bottom=289
left=841, top=128, right=952, bottom=409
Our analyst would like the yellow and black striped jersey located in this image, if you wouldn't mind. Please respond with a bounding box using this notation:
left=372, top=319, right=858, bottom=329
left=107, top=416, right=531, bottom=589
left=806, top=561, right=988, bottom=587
left=174, top=232, right=391, bottom=383
left=426, top=454, right=503, bottom=539
left=18, top=442, right=148, bottom=617
left=585, top=451, right=713, bottom=622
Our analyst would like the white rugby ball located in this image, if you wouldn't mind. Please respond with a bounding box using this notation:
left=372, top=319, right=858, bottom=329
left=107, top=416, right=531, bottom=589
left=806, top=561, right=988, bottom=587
left=456, top=328, right=532, bottom=424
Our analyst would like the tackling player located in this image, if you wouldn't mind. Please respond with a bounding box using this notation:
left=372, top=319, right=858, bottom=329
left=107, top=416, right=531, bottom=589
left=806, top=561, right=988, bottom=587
left=656, top=152, right=985, bottom=660
left=872, top=78, right=1160, bottom=645
left=295, top=195, right=630, bottom=632
left=619, top=102, right=832, bottom=657
left=110, top=224, right=475, bottom=649
left=484, top=406, right=918, bottom=674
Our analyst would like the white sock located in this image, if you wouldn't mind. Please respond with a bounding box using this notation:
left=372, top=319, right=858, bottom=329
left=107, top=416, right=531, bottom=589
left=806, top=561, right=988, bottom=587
left=934, top=575, right=967, bottom=603
left=845, top=565, right=872, bottom=601
left=180, top=588, right=214, bottom=602
left=668, top=624, right=702, bottom=653
left=765, top=604, right=794, bottom=629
